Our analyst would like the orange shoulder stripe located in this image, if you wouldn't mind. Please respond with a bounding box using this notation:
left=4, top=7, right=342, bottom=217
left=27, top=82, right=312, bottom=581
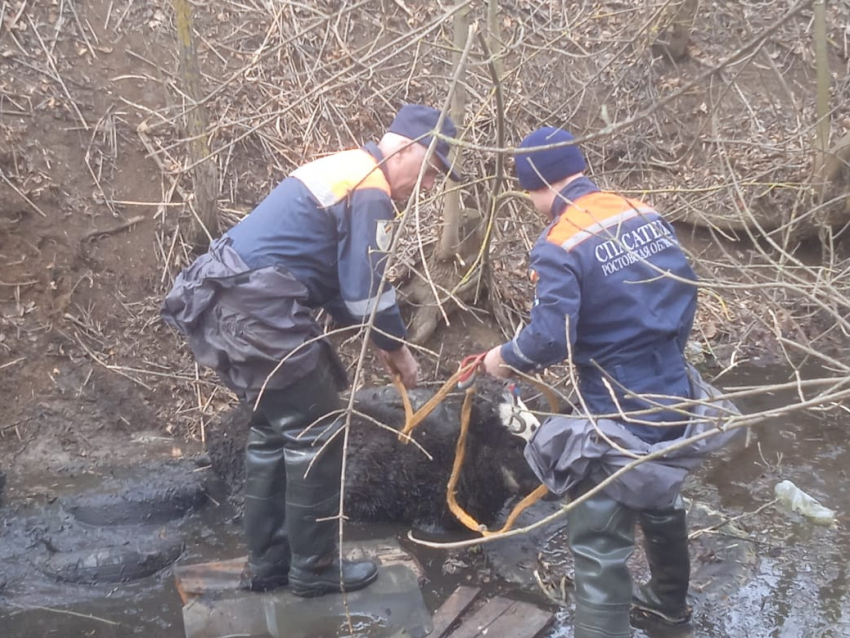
left=547, top=192, right=655, bottom=249
left=291, top=149, right=391, bottom=207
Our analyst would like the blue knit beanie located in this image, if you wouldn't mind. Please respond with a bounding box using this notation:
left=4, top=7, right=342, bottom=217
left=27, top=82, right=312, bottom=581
left=515, top=127, right=587, bottom=191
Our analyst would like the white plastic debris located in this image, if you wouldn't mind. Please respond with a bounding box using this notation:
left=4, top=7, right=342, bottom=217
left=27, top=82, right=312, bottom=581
left=774, top=480, right=836, bottom=526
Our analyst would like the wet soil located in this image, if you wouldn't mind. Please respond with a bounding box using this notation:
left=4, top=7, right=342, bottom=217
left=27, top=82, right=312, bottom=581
left=687, top=367, right=850, bottom=638
left=2, top=367, right=848, bottom=637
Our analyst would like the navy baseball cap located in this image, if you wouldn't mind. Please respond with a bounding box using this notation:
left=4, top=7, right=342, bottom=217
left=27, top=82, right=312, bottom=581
left=389, top=104, right=461, bottom=181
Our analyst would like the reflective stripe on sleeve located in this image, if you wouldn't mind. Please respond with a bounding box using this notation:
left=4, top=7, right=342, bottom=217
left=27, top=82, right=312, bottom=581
left=508, top=339, right=537, bottom=366
left=291, top=149, right=390, bottom=208
left=344, top=288, right=398, bottom=318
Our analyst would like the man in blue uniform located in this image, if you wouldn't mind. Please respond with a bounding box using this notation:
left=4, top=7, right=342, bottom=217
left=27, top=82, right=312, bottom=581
left=163, top=104, right=459, bottom=596
left=483, top=127, right=704, bottom=636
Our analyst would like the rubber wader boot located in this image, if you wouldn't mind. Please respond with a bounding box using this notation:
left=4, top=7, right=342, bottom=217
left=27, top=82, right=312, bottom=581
left=568, top=486, right=637, bottom=638
left=240, top=350, right=346, bottom=593
left=285, top=441, right=378, bottom=598
left=632, top=500, right=692, bottom=625
left=241, top=409, right=291, bottom=592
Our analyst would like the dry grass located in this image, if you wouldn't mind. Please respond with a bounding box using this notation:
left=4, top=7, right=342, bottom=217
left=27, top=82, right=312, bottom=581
left=1, top=0, right=850, bottom=444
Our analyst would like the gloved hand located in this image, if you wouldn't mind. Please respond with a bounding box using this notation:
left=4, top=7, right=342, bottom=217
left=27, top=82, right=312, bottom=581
left=377, top=345, right=419, bottom=389
left=483, top=345, right=513, bottom=379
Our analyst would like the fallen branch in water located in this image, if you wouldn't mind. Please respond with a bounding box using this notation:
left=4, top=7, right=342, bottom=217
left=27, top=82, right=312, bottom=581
left=688, top=498, right=780, bottom=540
left=5, top=602, right=122, bottom=627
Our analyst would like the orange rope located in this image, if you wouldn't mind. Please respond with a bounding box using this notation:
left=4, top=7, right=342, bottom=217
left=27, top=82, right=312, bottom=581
left=446, top=381, right=554, bottom=536
left=446, top=387, right=488, bottom=532
left=393, top=374, right=415, bottom=433
left=392, top=368, right=560, bottom=536
left=392, top=358, right=480, bottom=444
left=488, top=484, right=551, bottom=535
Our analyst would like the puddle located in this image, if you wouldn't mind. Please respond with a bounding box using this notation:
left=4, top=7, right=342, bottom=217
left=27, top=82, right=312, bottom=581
left=682, top=366, right=850, bottom=638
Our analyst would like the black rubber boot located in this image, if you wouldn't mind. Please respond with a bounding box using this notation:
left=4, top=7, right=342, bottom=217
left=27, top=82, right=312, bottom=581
left=567, top=485, right=637, bottom=638
left=258, top=351, right=376, bottom=598
left=240, top=351, right=345, bottom=593
left=285, top=441, right=378, bottom=598
left=241, top=408, right=290, bottom=592
left=632, top=498, right=692, bottom=625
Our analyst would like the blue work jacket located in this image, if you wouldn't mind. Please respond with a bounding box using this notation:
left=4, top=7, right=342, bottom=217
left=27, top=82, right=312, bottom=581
left=501, top=177, right=698, bottom=443
left=226, top=143, right=405, bottom=351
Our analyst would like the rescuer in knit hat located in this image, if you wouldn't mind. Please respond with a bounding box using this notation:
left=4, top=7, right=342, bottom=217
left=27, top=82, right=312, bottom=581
left=477, top=126, right=739, bottom=637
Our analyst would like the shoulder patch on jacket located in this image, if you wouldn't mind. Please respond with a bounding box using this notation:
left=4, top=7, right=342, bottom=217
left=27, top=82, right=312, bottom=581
left=375, top=219, right=394, bottom=252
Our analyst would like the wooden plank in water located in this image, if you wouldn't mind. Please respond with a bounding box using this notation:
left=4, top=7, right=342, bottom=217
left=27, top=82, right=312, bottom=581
left=174, top=557, right=247, bottom=604
left=446, top=596, right=553, bottom=638
left=430, top=585, right=481, bottom=638
left=174, top=541, right=425, bottom=605
left=446, top=597, right=513, bottom=638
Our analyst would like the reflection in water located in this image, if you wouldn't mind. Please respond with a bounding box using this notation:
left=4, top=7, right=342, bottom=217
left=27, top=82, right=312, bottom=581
left=689, top=366, right=850, bottom=637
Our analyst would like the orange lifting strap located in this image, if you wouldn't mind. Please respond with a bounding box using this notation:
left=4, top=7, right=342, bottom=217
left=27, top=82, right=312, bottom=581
left=391, top=363, right=559, bottom=537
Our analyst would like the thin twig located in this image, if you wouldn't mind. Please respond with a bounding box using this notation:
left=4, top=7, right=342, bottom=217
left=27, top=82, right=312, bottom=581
left=0, top=169, right=47, bottom=218
left=0, top=357, right=25, bottom=371
left=4, top=602, right=121, bottom=627
left=25, top=13, right=89, bottom=130
left=81, top=216, right=145, bottom=243
left=689, top=498, right=780, bottom=540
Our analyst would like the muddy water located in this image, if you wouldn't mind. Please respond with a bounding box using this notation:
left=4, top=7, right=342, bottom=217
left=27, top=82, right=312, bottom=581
left=1, top=365, right=848, bottom=638
left=0, top=477, right=246, bottom=637
left=685, top=366, right=850, bottom=638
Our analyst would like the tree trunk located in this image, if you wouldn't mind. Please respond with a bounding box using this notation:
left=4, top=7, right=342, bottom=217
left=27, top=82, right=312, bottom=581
left=173, top=0, right=219, bottom=250
left=436, top=4, right=470, bottom=262
left=813, top=0, right=830, bottom=159
left=812, top=132, right=850, bottom=228
left=399, top=18, right=483, bottom=346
